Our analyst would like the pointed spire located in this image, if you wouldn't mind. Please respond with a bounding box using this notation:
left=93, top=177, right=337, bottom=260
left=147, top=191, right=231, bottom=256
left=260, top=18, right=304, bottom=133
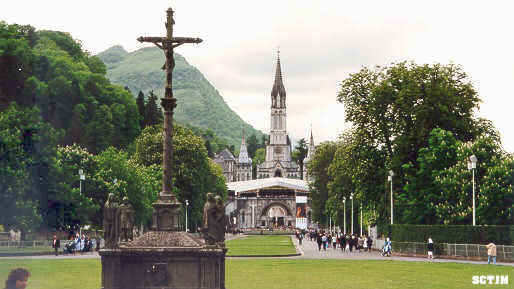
left=305, top=127, right=315, bottom=162
left=271, top=48, right=286, bottom=108
left=238, top=126, right=251, bottom=164
left=309, top=124, right=314, bottom=146
left=242, top=126, right=246, bottom=145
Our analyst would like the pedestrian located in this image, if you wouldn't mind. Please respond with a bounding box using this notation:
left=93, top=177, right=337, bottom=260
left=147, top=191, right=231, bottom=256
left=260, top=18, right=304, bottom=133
left=486, top=242, right=497, bottom=265
left=316, top=232, right=322, bottom=251
left=4, top=267, right=30, bottom=289
left=363, top=235, right=368, bottom=252
left=384, top=237, right=392, bottom=257
left=332, top=234, right=337, bottom=249
left=358, top=236, right=364, bottom=252
left=322, top=233, right=327, bottom=251
left=366, top=236, right=373, bottom=252
left=52, top=235, right=60, bottom=256
left=427, top=238, right=434, bottom=261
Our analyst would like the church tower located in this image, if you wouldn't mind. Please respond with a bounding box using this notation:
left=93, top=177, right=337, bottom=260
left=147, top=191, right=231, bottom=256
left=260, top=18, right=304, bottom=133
left=257, top=50, right=299, bottom=179
left=303, top=128, right=315, bottom=181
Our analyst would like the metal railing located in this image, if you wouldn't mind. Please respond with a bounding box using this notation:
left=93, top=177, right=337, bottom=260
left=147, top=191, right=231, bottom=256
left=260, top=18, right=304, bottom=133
left=373, top=239, right=514, bottom=261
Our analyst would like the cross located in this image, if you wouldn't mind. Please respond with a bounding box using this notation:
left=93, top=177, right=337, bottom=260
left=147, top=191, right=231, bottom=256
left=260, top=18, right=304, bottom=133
left=137, top=8, right=202, bottom=199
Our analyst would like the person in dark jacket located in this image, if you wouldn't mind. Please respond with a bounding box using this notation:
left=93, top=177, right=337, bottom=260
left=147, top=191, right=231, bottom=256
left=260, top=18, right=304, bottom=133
left=52, top=235, right=60, bottom=256
left=427, top=238, right=434, bottom=261
left=366, top=236, right=373, bottom=251
left=316, top=233, right=323, bottom=251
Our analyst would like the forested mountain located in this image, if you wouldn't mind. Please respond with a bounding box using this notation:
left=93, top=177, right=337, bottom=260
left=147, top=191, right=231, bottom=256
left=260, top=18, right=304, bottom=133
left=97, top=45, right=265, bottom=149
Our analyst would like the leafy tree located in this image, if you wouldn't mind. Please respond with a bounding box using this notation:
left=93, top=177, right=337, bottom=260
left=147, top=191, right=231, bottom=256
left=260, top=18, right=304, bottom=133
left=47, top=144, right=98, bottom=230
left=0, top=104, right=61, bottom=239
left=292, top=138, right=308, bottom=179
left=132, top=124, right=227, bottom=229
left=306, top=141, right=338, bottom=225
left=435, top=132, right=513, bottom=225
left=336, top=62, right=482, bottom=224
left=400, top=128, right=461, bottom=224
left=205, top=139, right=214, bottom=158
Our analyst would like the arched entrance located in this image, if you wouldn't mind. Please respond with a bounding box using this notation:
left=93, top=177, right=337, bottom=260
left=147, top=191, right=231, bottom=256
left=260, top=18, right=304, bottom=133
left=274, top=169, right=282, bottom=177
left=268, top=206, right=287, bottom=227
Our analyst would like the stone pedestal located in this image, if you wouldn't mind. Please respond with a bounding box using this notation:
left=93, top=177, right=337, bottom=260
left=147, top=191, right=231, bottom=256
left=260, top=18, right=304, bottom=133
left=100, top=231, right=226, bottom=289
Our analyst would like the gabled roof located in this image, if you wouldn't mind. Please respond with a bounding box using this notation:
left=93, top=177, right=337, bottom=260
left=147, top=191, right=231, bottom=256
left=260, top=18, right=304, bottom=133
left=227, top=177, right=309, bottom=194
left=215, top=148, right=235, bottom=161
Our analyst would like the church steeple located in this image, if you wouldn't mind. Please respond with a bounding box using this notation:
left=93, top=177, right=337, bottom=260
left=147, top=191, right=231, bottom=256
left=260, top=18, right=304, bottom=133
left=271, top=48, right=286, bottom=109
left=238, top=127, right=251, bottom=164
left=305, top=127, right=315, bottom=162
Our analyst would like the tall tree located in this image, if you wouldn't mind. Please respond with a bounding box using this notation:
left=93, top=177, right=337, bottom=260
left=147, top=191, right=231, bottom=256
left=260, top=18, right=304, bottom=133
left=144, top=90, right=162, bottom=127
left=247, top=134, right=258, bottom=159
left=306, top=141, right=338, bottom=225
left=0, top=104, right=60, bottom=239
left=136, top=91, right=146, bottom=128
left=292, top=138, right=308, bottom=179
left=336, top=62, right=482, bottom=224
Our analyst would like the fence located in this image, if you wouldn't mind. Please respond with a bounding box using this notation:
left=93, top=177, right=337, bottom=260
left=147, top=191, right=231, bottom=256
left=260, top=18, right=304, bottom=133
left=372, top=239, right=514, bottom=262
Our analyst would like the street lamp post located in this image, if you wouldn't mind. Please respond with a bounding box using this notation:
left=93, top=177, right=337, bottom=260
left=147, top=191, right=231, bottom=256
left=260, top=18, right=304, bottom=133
left=350, top=193, right=354, bottom=235
left=79, top=169, right=85, bottom=195
left=388, top=170, right=394, bottom=225
left=360, top=204, right=363, bottom=236
left=468, top=155, right=477, bottom=226
left=343, top=197, right=346, bottom=235
left=185, top=200, right=189, bottom=232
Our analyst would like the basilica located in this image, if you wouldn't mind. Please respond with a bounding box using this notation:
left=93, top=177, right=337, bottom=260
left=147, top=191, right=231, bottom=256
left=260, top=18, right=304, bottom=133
left=222, top=51, right=316, bottom=230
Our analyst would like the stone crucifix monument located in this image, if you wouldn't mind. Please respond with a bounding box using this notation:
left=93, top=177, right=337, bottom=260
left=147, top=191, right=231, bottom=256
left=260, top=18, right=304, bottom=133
left=100, top=7, right=227, bottom=289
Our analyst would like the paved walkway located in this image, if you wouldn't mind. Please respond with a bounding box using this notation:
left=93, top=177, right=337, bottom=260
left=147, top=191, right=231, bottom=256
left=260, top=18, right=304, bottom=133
left=2, top=235, right=512, bottom=267
left=291, top=236, right=514, bottom=266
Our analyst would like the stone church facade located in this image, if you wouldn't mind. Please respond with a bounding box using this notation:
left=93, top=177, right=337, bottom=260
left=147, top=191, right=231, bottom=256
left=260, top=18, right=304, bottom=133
left=213, top=131, right=252, bottom=182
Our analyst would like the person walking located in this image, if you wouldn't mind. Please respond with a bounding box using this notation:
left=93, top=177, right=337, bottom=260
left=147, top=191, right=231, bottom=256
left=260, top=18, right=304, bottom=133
left=52, top=235, right=60, bottom=256
left=4, top=267, right=30, bottom=289
left=366, top=236, right=373, bottom=251
left=316, top=232, right=323, bottom=251
left=322, top=233, right=327, bottom=251
left=486, top=242, right=497, bottom=265
left=427, top=238, right=434, bottom=261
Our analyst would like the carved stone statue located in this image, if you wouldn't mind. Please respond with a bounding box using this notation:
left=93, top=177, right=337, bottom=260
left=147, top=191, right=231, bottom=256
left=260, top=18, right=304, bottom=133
left=202, top=193, right=217, bottom=245
left=103, top=193, right=118, bottom=248
left=118, top=196, right=135, bottom=243
left=214, top=196, right=227, bottom=246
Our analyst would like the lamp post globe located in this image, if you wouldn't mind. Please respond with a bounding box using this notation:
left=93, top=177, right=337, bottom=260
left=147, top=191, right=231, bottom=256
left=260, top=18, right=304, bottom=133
left=468, top=155, right=478, bottom=226
left=388, top=170, right=394, bottom=225
left=343, top=197, right=346, bottom=235
left=350, top=193, right=354, bottom=235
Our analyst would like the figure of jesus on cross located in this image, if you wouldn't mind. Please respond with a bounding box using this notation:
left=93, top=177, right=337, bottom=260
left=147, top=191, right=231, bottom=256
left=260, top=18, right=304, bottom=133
left=137, top=8, right=202, bottom=200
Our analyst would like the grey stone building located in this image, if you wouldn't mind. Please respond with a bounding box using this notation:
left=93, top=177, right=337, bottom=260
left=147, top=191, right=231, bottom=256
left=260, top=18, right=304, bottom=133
left=257, top=52, right=300, bottom=179
left=213, top=131, right=252, bottom=182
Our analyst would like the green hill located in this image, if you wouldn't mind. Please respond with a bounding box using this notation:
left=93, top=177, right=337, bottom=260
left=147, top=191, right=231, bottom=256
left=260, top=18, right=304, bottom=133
left=97, top=45, right=265, bottom=149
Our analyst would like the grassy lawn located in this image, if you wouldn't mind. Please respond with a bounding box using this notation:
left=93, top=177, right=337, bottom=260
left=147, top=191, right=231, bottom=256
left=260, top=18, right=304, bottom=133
left=226, top=235, right=297, bottom=256
left=0, top=258, right=512, bottom=289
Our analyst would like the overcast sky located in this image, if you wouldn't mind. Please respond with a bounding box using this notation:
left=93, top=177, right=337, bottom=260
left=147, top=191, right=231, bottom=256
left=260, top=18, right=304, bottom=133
left=4, top=1, right=514, bottom=153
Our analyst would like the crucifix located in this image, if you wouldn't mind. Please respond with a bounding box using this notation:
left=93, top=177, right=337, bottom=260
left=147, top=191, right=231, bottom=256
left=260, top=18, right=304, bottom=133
left=137, top=8, right=202, bottom=201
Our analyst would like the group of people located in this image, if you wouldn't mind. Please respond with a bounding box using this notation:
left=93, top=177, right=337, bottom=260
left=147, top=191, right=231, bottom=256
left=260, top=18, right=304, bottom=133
left=300, top=229, right=374, bottom=253
left=61, top=233, right=101, bottom=255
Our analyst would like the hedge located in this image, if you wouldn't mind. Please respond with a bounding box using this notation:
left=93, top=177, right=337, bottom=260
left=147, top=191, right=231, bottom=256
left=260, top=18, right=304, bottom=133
left=378, top=224, right=514, bottom=245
